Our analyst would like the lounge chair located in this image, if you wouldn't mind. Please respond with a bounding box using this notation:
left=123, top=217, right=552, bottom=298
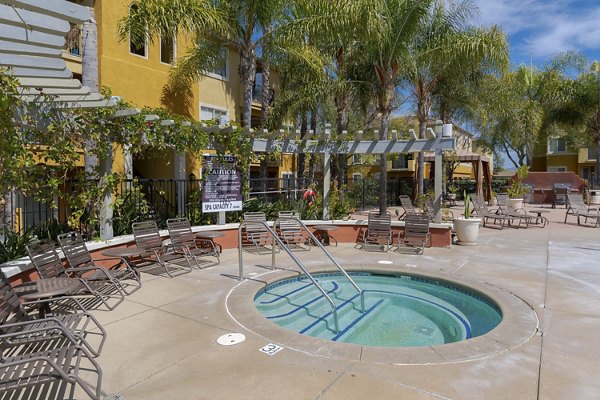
left=166, top=218, right=220, bottom=267
left=565, top=193, right=600, bottom=227
left=495, top=193, right=536, bottom=228
left=1, top=274, right=103, bottom=399
left=57, top=232, right=141, bottom=295
left=397, top=213, right=430, bottom=254
left=397, top=195, right=418, bottom=220
left=26, top=240, right=124, bottom=310
left=471, top=194, right=516, bottom=229
left=132, top=221, right=193, bottom=277
left=242, top=212, right=274, bottom=254
left=276, top=211, right=310, bottom=251
left=553, top=184, right=570, bottom=209
left=357, top=211, right=392, bottom=252
left=1, top=271, right=106, bottom=358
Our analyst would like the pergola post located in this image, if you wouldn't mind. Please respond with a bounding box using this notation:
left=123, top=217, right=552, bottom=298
left=174, top=151, right=186, bottom=216
left=322, top=124, right=332, bottom=220
left=98, top=147, right=113, bottom=240
left=434, top=149, right=443, bottom=223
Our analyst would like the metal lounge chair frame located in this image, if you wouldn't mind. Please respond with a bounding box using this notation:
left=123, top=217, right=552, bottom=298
left=132, top=221, right=193, bottom=277
left=471, top=194, right=516, bottom=229
left=276, top=211, right=310, bottom=251
left=1, top=272, right=106, bottom=358
left=57, top=232, right=141, bottom=295
left=26, top=241, right=123, bottom=311
left=565, top=193, right=600, bottom=227
left=166, top=218, right=220, bottom=267
left=397, top=213, right=430, bottom=254
left=242, top=212, right=275, bottom=254
left=358, top=211, right=392, bottom=252
left=397, top=195, right=418, bottom=220
left=495, top=193, right=536, bottom=228
left=0, top=316, right=103, bottom=399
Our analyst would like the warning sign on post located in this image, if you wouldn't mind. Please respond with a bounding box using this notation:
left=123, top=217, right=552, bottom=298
left=201, top=155, right=242, bottom=213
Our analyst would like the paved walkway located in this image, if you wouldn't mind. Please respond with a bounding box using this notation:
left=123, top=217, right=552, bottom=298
left=79, top=204, right=599, bottom=400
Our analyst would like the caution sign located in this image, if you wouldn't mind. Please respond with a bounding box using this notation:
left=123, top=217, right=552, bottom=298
left=201, top=155, right=242, bottom=213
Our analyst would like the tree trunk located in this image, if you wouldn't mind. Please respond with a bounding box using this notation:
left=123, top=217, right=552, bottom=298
left=297, top=110, right=308, bottom=184
left=82, top=6, right=99, bottom=177
left=308, top=109, right=317, bottom=183
left=335, top=95, right=348, bottom=189
left=379, top=110, right=390, bottom=214
left=594, top=131, right=600, bottom=188
left=416, top=84, right=431, bottom=197
left=239, top=44, right=257, bottom=128
left=260, top=25, right=272, bottom=129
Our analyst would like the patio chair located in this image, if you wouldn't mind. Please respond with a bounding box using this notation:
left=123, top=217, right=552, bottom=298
left=565, top=193, right=600, bottom=227
left=423, top=198, right=454, bottom=222
left=132, top=221, right=193, bottom=277
left=495, top=193, right=536, bottom=228
left=471, top=194, right=516, bottom=229
left=57, top=232, right=141, bottom=295
left=1, top=272, right=106, bottom=358
left=26, top=240, right=124, bottom=311
left=553, top=184, right=570, bottom=209
left=397, top=195, right=418, bottom=220
left=357, top=211, right=392, bottom=252
left=166, top=218, right=220, bottom=267
left=242, top=212, right=274, bottom=254
left=397, top=213, right=430, bottom=255
left=276, top=211, right=310, bottom=251
left=0, top=276, right=103, bottom=399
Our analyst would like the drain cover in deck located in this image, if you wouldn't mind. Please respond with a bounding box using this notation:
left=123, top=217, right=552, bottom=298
left=217, top=333, right=246, bottom=346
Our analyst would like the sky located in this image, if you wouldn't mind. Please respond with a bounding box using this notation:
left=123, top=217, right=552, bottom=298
left=474, top=0, right=600, bottom=67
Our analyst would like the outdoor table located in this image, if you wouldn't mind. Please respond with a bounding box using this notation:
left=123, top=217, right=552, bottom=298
left=14, top=278, right=84, bottom=317
left=195, top=231, right=225, bottom=253
left=101, top=247, right=148, bottom=279
left=530, top=209, right=550, bottom=227
left=312, top=225, right=338, bottom=246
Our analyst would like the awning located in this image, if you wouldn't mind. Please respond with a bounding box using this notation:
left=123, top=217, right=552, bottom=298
left=0, top=0, right=115, bottom=108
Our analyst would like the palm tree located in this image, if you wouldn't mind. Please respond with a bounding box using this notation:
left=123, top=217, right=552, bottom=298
left=403, top=0, right=508, bottom=195
left=355, top=0, right=433, bottom=214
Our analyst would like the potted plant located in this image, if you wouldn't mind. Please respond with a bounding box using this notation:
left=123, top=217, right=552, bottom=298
left=506, top=165, right=529, bottom=210
left=446, top=183, right=458, bottom=201
left=453, top=191, right=481, bottom=246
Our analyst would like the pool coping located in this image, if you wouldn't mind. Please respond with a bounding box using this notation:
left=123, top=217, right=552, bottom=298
left=226, top=265, right=540, bottom=365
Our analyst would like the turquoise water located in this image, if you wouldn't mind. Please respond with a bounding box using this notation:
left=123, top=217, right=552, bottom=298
left=254, top=273, right=502, bottom=347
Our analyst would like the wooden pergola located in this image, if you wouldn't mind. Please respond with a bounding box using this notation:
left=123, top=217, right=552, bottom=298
left=425, top=149, right=493, bottom=200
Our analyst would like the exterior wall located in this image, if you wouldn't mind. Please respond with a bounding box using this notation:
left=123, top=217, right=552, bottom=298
left=546, top=154, right=578, bottom=172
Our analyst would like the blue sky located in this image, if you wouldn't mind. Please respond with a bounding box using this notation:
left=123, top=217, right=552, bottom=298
left=474, top=0, right=600, bottom=67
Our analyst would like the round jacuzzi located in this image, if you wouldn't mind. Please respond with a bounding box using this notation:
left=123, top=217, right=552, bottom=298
left=253, top=272, right=502, bottom=347
left=227, top=267, right=538, bottom=364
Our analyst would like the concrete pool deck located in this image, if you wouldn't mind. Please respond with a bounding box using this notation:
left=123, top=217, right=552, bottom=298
left=78, top=205, right=599, bottom=399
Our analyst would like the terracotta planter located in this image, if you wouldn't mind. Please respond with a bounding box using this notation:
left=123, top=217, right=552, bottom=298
left=453, top=217, right=481, bottom=246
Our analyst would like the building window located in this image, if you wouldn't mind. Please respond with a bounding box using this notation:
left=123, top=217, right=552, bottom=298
left=352, top=155, right=361, bottom=164
left=588, top=146, right=598, bottom=160
left=547, top=166, right=567, bottom=172
left=391, top=154, right=409, bottom=169
left=352, top=173, right=362, bottom=183
left=200, top=105, right=228, bottom=122
left=206, top=47, right=228, bottom=80
left=160, top=35, right=176, bottom=64
left=129, top=4, right=147, bottom=58
left=548, top=138, right=566, bottom=153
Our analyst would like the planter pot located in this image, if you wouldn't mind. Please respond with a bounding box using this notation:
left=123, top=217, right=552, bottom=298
left=509, top=198, right=524, bottom=210
left=589, top=191, right=600, bottom=205
left=447, top=193, right=457, bottom=200
left=453, top=217, right=481, bottom=246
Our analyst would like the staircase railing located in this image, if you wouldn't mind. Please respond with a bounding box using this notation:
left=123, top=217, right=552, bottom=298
left=238, top=220, right=341, bottom=333
left=273, top=217, right=365, bottom=312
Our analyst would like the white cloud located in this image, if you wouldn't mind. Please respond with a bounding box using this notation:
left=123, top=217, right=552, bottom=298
left=473, top=0, right=600, bottom=59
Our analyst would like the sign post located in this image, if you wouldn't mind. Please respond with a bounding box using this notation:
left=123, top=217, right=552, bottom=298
left=201, top=155, right=242, bottom=221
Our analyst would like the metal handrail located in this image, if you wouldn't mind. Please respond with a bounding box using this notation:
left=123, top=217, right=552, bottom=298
left=238, top=220, right=340, bottom=333
left=274, top=217, right=365, bottom=312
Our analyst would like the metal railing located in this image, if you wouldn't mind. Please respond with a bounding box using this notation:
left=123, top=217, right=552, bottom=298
left=237, top=219, right=342, bottom=333
left=273, top=217, right=365, bottom=311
